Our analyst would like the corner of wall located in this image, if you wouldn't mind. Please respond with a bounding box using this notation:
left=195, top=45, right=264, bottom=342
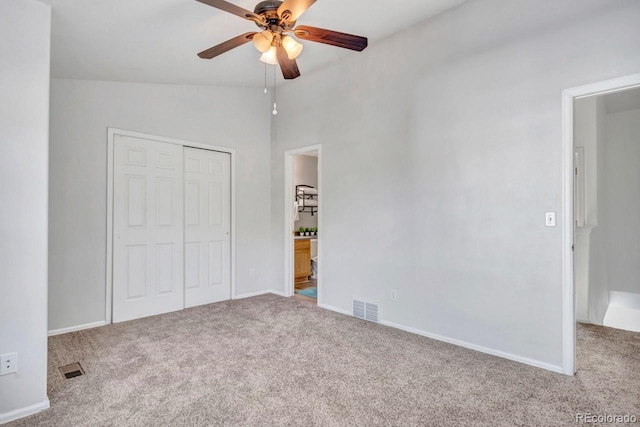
left=0, top=0, right=51, bottom=422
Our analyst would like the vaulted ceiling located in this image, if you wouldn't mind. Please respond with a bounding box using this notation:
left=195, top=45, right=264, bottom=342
left=50, top=0, right=467, bottom=87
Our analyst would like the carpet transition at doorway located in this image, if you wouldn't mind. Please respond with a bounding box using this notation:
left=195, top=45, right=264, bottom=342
left=295, top=286, right=317, bottom=299
left=6, top=295, right=640, bottom=426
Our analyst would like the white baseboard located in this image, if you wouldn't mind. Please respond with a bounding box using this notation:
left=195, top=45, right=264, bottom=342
left=48, top=321, right=106, bottom=337
left=380, top=319, right=564, bottom=374
left=269, top=289, right=288, bottom=297
left=0, top=399, right=49, bottom=425
left=234, top=289, right=289, bottom=299
left=317, top=302, right=563, bottom=374
left=50, top=294, right=289, bottom=335
left=317, top=302, right=352, bottom=316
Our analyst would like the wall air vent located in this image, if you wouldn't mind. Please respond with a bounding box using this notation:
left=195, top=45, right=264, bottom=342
left=352, top=299, right=379, bottom=323
left=353, top=299, right=365, bottom=319
left=365, top=302, right=379, bottom=322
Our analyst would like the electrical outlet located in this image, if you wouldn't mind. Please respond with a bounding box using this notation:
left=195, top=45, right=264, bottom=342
left=391, top=290, right=397, bottom=301
left=0, top=353, right=18, bottom=375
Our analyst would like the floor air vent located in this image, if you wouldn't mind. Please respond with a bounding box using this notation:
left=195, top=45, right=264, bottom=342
left=59, top=362, right=85, bottom=379
left=352, top=299, right=379, bottom=323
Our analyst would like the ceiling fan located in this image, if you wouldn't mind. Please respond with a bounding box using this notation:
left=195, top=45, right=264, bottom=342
left=196, top=0, right=368, bottom=80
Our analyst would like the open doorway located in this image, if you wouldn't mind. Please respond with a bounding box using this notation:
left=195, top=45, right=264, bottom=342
left=574, top=86, right=640, bottom=332
left=284, top=145, right=322, bottom=304
left=563, top=73, right=640, bottom=375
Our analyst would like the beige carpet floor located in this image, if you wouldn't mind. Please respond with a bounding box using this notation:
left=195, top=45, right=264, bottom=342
left=7, top=294, right=640, bottom=426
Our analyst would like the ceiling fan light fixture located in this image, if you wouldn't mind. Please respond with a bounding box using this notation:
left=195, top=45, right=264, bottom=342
left=281, top=35, right=303, bottom=60
left=195, top=0, right=368, bottom=81
left=260, top=46, right=278, bottom=65
left=252, top=30, right=274, bottom=53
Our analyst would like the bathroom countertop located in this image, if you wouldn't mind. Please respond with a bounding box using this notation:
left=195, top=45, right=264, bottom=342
left=294, top=235, right=318, bottom=240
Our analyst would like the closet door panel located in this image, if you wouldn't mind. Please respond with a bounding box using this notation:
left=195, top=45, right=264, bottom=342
left=113, top=136, right=184, bottom=323
left=184, top=147, right=231, bottom=308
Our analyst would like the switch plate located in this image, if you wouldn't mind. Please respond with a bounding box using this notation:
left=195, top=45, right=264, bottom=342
left=545, top=212, right=557, bottom=227
left=0, top=353, right=18, bottom=375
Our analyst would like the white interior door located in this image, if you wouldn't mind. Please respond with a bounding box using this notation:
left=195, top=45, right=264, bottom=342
left=112, top=135, right=184, bottom=322
left=184, top=147, right=231, bottom=308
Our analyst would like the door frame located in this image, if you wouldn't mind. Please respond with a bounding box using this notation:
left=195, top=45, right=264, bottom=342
left=106, top=128, right=237, bottom=325
left=283, top=145, right=322, bottom=301
left=561, top=72, right=640, bottom=375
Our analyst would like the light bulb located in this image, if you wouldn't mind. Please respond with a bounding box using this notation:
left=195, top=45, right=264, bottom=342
left=264, top=88, right=268, bottom=94
left=252, top=30, right=273, bottom=53
left=281, top=35, right=303, bottom=60
left=260, top=46, right=278, bottom=65
left=272, top=102, right=278, bottom=115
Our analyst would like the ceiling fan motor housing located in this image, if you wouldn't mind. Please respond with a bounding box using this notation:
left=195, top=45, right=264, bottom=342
left=253, top=0, right=282, bottom=15
left=253, top=0, right=296, bottom=32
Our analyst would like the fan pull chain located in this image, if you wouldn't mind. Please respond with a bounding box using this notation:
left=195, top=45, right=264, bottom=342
left=264, top=60, right=267, bottom=94
left=272, top=63, right=278, bottom=115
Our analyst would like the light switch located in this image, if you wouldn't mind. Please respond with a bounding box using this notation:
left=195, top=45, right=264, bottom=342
left=545, top=212, right=556, bottom=227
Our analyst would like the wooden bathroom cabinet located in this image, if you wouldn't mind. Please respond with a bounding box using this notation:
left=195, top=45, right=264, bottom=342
left=294, top=239, right=311, bottom=284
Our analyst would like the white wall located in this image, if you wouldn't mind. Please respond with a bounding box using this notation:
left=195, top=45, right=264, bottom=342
left=293, top=155, right=318, bottom=231
left=49, top=80, right=272, bottom=331
left=271, top=0, right=640, bottom=371
left=0, top=0, right=51, bottom=422
left=603, top=107, right=640, bottom=294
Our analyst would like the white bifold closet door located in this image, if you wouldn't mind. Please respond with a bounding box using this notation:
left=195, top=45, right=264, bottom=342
left=183, top=147, right=231, bottom=308
left=112, top=136, right=185, bottom=323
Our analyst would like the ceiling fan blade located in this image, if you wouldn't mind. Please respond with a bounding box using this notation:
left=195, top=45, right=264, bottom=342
left=276, top=46, right=301, bottom=80
left=294, top=25, right=368, bottom=51
left=277, top=0, right=317, bottom=22
left=197, top=32, right=256, bottom=59
left=196, top=0, right=260, bottom=21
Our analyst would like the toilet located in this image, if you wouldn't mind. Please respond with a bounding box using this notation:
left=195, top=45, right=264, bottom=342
left=310, top=239, right=318, bottom=279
